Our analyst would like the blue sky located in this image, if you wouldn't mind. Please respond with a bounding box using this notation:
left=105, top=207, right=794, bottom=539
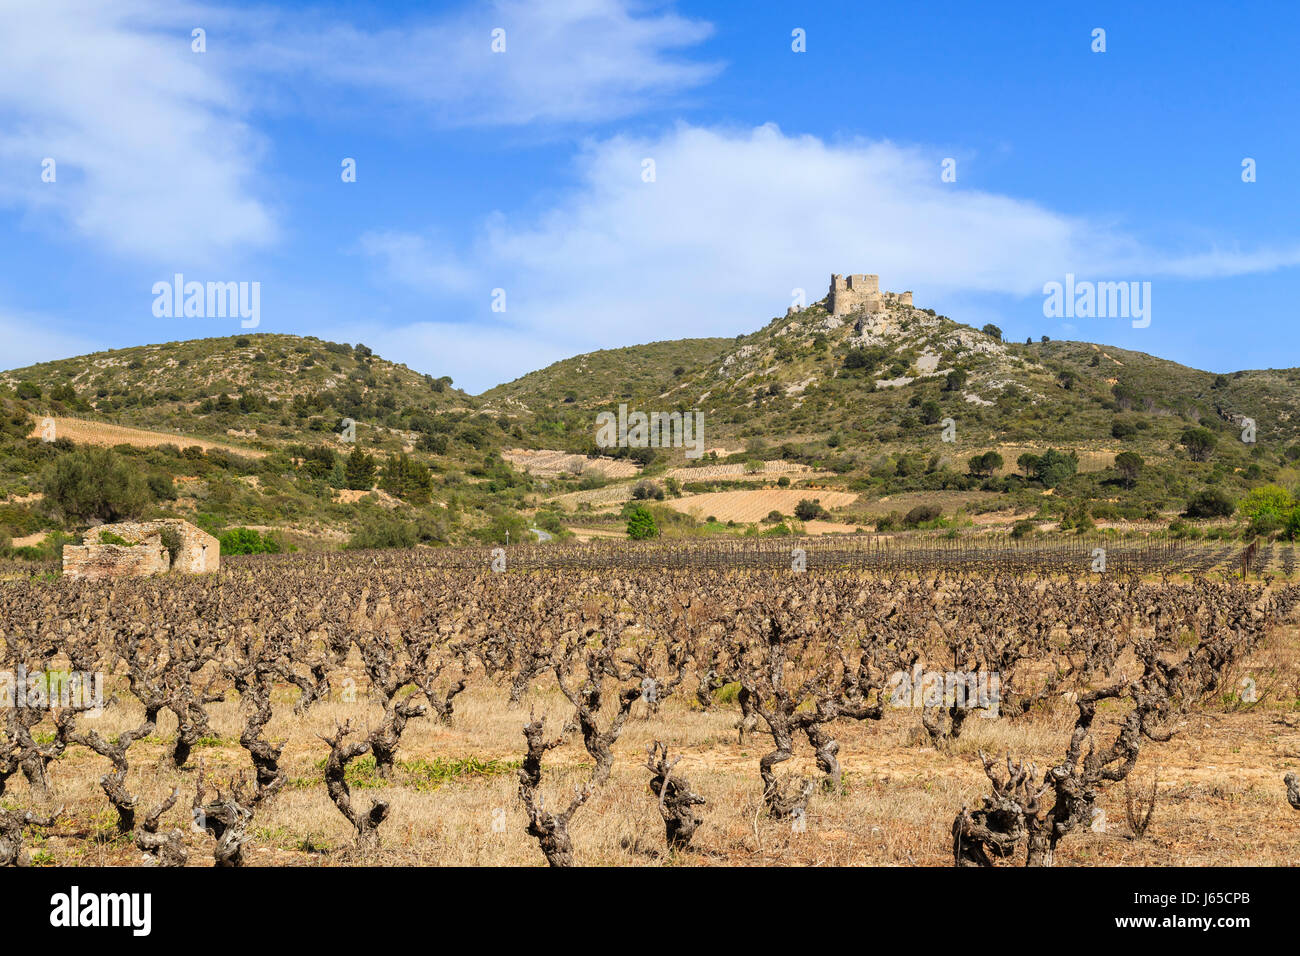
left=2, top=0, right=1298, bottom=393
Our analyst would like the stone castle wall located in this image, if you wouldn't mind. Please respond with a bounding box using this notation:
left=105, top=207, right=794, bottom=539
left=828, top=273, right=913, bottom=316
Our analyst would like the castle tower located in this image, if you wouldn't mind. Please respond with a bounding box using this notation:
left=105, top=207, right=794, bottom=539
left=828, top=273, right=883, bottom=316
left=847, top=274, right=879, bottom=294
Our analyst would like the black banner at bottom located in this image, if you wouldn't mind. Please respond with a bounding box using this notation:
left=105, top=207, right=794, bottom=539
left=0, top=865, right=1283, bottom=943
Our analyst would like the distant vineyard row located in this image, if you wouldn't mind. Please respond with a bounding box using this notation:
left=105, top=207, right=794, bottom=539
left=231, top=534, right=1290, bottom=577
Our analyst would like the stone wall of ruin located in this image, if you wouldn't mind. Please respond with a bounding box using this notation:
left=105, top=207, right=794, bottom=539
left=63, top=541, right=170, bottom=581
left=828, top=274, right=913, bottom=316
left=60, top=519, right=219, bottom=579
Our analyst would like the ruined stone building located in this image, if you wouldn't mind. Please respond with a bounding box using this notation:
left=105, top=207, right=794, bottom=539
left=827, top=274, right=913, bottom=316
left=62, top=519, right=219, bottom=580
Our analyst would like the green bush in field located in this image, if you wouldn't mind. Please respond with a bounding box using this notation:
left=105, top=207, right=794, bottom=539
left=1184, top=488, right=1235, bottom=519
left=626, top=505, right=658, bottom=540
left=219, top=527, right=282, bottom=555
left=903, top=504, right=941, bottom=527
left=347, top=513, right=418, bottom=550
left=1237, top=485, right=1292, bottom=523
left=1033, top=448, right=1078, bottom=488
left=40, top=447, right=151, bottom=523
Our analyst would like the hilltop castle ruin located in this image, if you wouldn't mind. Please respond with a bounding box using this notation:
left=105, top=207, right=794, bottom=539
left=827, top=274, right=912, bottom=316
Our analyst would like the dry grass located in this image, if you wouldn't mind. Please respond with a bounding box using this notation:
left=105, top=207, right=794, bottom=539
left=12, top=620, right=1300, bottom=868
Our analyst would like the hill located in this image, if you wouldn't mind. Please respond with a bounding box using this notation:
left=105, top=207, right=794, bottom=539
left=481, top=337, right=733, bottom=412
left=2, top=282, right=1298, bottom=553
left=0, top=334, right=534, bottom=552
left=467, top=279, right=1300, bottom=538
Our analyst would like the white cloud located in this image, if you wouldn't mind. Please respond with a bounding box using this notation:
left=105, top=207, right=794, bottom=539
left=0, top=0, right=715, bottom=269
left=361, top=123, right=1300, bottom=390
left=0, top=0, right=277, bottom=265
left=356, top=232, right=480, bottom=298
left=244, top=0, right=720, bottom=126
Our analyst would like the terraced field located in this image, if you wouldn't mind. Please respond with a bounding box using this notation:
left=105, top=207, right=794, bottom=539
left=665, top=459, right=834, bottom=481
left=502, top=448, right=640, bottom=478
left=663, top=488, right=859, bottom=523
left=26, top=415, right=267, bottom=458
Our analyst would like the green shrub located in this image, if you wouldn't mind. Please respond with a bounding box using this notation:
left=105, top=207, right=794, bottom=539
left=904, top=504, right=941, bottom=527
left=1237, top=485, right=1293, bottom=523
left=40, top=447, right=151, bottom=523
left=1247, top=513, right=1284, bottom=538
left=218, top=527, right=282, bottom=555
left=794, top=499, right=829, bottom=521
left=1057, top=501, right=1095, bottom=533
left=968, top=451, right=1003, bottom=477
left=147, top=473, right=177, bottom=501
left=159, top=525, right=183, bottom=565
left=625, top=505, right=658, bottom=540
left=1033, top=448, right=1078, bottom=488
left=347, top=514, right=418, bottom=550
left=1184, top=488, right=1235, bottom=519
left=631, top=479, right=664, bottom=501
left=473, top=512, right=529, bottom=546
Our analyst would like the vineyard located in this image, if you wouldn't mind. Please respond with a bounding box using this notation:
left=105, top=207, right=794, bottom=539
left=272, top=534, right=1296, bottom=577
left=3, top=547, right=1300, bottom=867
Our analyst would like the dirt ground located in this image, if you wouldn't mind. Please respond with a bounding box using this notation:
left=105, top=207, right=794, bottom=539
left=15, top=619, right=1300, bottom=868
